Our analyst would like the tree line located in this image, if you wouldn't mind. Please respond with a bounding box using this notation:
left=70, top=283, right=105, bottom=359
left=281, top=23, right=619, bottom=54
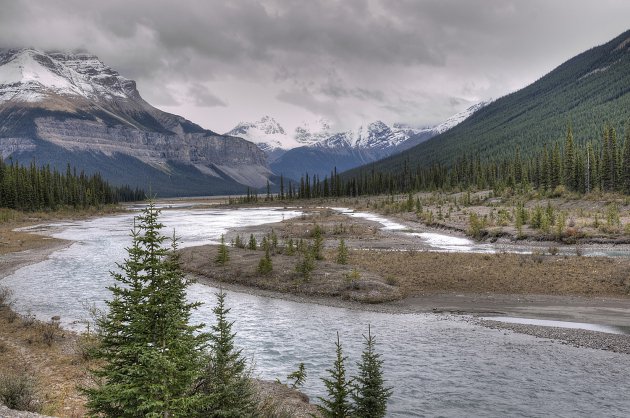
left=265, top=123, right=630, bottom=199
left=0, top=159, right=144, bottom=211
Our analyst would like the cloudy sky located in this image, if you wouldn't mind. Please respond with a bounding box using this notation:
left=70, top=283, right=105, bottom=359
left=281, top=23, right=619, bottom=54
left=2, top=0, right=629, bottom=133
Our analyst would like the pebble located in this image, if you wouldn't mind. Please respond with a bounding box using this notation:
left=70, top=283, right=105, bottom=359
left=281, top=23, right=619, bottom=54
left=476, top=319, right=630, bottom=354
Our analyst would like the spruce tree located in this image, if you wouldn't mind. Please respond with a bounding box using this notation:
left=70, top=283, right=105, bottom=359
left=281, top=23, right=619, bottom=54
left=215, top=234, right=230, bottom=266
left=622, top=129, right=630, bottom=194
left=257, top=247, right=273, bottom=275
left=336, top=238, right=348, bottom=265
left=197, top=290, right=255, bottom=417
left=352, top=325, right=392, bottom=418
left=317, top=332, right=353, bottom=418
left=247, top=234, right=257, bottom=250
left=563, top=125, right=576, bottom=191
left=84, top=202, right=208, bottom=417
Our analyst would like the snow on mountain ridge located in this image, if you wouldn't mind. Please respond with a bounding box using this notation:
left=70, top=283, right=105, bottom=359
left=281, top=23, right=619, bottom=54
left=433, top=101, right=491, bottom=134
left=0, top=48, right=135, bottom=103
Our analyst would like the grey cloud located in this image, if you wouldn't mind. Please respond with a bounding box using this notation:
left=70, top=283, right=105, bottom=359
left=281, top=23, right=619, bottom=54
left=1, top=0, right=629, bottom=132
left=188, top=84, right=228, bottom=107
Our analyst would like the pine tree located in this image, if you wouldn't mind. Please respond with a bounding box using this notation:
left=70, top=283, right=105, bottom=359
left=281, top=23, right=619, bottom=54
left=285, top=238, right=295, bottom=256
left=336, top=238, right=348, bottom=265
left=317, top=332, right=353, bottom=418
left=352, top=325, right=392, bottom=418
left=247, top=234, right=257, bottom=250
left=563, top=125, right=576, bottom=191
left=84, top=202, right=208, bottom=417
left=257, top=247, right=273, bottom=275
left=622, top=129, right=630, bottom=194
left=197, top=290, right=255, bottom=417
left=215, top=234, right=230, bottom=266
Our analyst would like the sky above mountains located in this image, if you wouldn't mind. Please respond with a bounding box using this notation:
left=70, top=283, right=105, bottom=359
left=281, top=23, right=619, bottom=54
left=1, top=0, right=629, bottom=133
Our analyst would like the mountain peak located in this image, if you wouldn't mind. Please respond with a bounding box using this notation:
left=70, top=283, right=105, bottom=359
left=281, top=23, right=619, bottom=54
left=0, top=48, right=137, bottom=103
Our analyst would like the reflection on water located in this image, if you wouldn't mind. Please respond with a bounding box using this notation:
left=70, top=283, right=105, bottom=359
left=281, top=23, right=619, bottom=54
left=3, top=207, right=630, bottom=416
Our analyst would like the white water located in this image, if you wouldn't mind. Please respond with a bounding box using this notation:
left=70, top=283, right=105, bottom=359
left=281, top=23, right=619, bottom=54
left=333, top=207, right=497, bottom=252
left=3, top=207, right=630, bottom=416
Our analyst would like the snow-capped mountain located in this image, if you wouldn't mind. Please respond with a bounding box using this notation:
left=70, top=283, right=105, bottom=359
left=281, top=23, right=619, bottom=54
left=0, top=48, right=271, bottom=196
left=0, top=49, right=138, bottom=103
left=266, top=103, right=488, bottom=180
left=225, top=116, right=332, bottom=162
left=432, top=101, right=492, bottom=134
left=226, top=116, right=287, bottom=153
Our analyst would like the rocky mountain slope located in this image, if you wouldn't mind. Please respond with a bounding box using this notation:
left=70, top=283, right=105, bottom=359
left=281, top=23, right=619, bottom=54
left=345, top=29, right=630, bottom=178
left=0, top=48, right=271, bottom=196
left=227, top=103, right=487, bottom=180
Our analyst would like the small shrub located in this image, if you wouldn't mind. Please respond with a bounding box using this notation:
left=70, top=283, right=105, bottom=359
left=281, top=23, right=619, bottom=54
left=548, top=246, right=559, bottom=256
left=0, top=372, right=41, bottom=412
left=21, top=311, right=37, bottom=328
left=385, top=276, right=398, bottom=286
left=345, top=268, right=361, bottom=289
left=286, top=363, right=307, bottom=389
left=0, top=286, right=13, bottom=308
left=77, top=332, right=101, bottom=361
left=284, top=238, right=295, bottom=256
left=41, top=316, right=61, bottom=347
left=234, top=235, right=245, bottom=249
left=531, top=250, right=545, bottom=264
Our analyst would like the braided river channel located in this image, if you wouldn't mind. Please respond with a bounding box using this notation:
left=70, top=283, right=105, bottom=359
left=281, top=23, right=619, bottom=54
left=2, top=206, right=630, bottom=417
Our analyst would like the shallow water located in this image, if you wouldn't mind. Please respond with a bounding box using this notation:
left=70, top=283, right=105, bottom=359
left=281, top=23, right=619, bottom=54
left=481, top=316, right=629, bottom=335
left=333, top=207, right=630, bottom=257
left=3, top=207, right=630, bottom=417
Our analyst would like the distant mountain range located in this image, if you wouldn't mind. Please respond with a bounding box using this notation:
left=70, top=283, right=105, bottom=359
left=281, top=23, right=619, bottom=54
left=225, top=102, right=488, bottom=180
left=0, top=48, right=271, bottom=196
left=345, top=29, right=630, bottom=178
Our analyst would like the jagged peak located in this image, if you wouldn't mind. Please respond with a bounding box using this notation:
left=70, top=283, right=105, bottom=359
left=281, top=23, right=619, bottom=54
left=0, top=48, right=138, bottom=103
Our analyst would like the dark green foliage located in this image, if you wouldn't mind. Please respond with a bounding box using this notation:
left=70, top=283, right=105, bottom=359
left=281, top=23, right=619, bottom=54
left=345, top=29, right=630, bottom=176
left=284, top=238, right=295, bottom=256
left=247, top=234, right=257, bottom=250
left=0, top=159, right=143, bottom=211
left=317, top=333, right=353, bottom=418
left=295, top=246, right=315, bottom=278
left=623, top=128, right=630, bottom=193
left=270, top=229, right=279, bottom=254
left=336, top=238, right=348, bottom=265
left=286, top=363, right=307, bottom=389
left=352, top=326, right=392, bottom=418
left=197, top=290, right=255, bottom=417
left=313, top=233, right=325, bottom=261
left=215, top=234, right=230, bottom=266
left=233, top=234, right=245, bottom=249
left=257, top=247, right=273, bottom=275
left=83, top=202, right=208, bottom=417
left=288, top=121, right=630, bottom=199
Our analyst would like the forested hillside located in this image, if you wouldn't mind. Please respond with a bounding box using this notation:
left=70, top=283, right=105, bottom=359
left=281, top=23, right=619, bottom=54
left=345, top=29, right=630, bottom=177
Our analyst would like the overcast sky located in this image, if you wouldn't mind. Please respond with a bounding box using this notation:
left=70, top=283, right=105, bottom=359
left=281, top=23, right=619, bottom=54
left=1, top=0, right=629, bottom=133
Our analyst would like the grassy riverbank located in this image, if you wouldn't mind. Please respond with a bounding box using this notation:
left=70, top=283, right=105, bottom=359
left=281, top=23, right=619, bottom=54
left=0, top=206, right=319, bottom=417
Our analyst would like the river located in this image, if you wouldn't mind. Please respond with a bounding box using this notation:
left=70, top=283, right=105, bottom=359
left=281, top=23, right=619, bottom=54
left=2, top=206, right=630, bottom=417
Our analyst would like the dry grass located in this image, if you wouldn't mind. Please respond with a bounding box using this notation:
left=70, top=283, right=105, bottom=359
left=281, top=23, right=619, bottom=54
left=350, top=250, right=630, bottom=297
left=0, top=305, right=89, bottom=417
left=180, top=245, right=402, bottom=303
